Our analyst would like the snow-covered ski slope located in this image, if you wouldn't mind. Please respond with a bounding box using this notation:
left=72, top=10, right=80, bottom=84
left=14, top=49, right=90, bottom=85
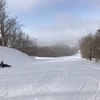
left=0, top=46, right=100, bottom=100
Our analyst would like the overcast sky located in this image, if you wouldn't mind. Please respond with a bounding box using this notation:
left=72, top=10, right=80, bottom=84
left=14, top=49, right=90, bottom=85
left=6, top=0, right=100, bottom=45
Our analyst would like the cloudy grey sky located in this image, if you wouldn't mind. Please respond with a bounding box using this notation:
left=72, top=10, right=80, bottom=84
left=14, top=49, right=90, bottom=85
left=7, top=0, right=100, bottom=45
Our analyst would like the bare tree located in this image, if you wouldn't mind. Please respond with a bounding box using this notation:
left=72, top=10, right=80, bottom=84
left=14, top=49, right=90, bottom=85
left=80, top=34, right=94, bottom=61
left=0, top=0, right=16, bottom=46
left=93, top=29, right=100, bottom=62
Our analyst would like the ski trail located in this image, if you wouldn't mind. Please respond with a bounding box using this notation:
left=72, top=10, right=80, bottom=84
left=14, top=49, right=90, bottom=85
left=87, top=78, right=100, bottom=100
left=31, top=70, right=69, bottom=100
left=0, top=69, right=9, bottom=100
left=10, top=71, right=47, bottom=97
left=1, top=49, right=100, bottom=100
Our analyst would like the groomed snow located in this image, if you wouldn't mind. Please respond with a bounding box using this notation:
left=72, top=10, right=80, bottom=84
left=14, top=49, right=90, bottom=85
left=0, top=46, right=100, bottom=100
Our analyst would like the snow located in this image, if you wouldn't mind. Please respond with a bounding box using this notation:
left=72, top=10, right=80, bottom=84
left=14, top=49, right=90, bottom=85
left=0, top=46, right=100, bottom=100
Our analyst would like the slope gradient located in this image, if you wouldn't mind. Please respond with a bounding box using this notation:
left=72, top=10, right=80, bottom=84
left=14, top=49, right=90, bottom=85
left=0, top=46, right=100, bottom=100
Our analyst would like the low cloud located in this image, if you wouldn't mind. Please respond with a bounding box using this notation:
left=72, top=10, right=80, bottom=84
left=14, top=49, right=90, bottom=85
left=33, top=15, right=100, bottom=45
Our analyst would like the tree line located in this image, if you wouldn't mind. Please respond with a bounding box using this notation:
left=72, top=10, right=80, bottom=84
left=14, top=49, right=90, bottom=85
left=79, top=29, right=100, bottom=62
left=0, top=0, right=37, bottom=56
left=37, top=45, right=78, bottom=57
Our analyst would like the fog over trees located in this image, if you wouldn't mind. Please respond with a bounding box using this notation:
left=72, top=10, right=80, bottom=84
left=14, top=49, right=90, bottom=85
left=37, top=44, right=78, bottom=57
left=0, top=0, right=78, bottom=57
